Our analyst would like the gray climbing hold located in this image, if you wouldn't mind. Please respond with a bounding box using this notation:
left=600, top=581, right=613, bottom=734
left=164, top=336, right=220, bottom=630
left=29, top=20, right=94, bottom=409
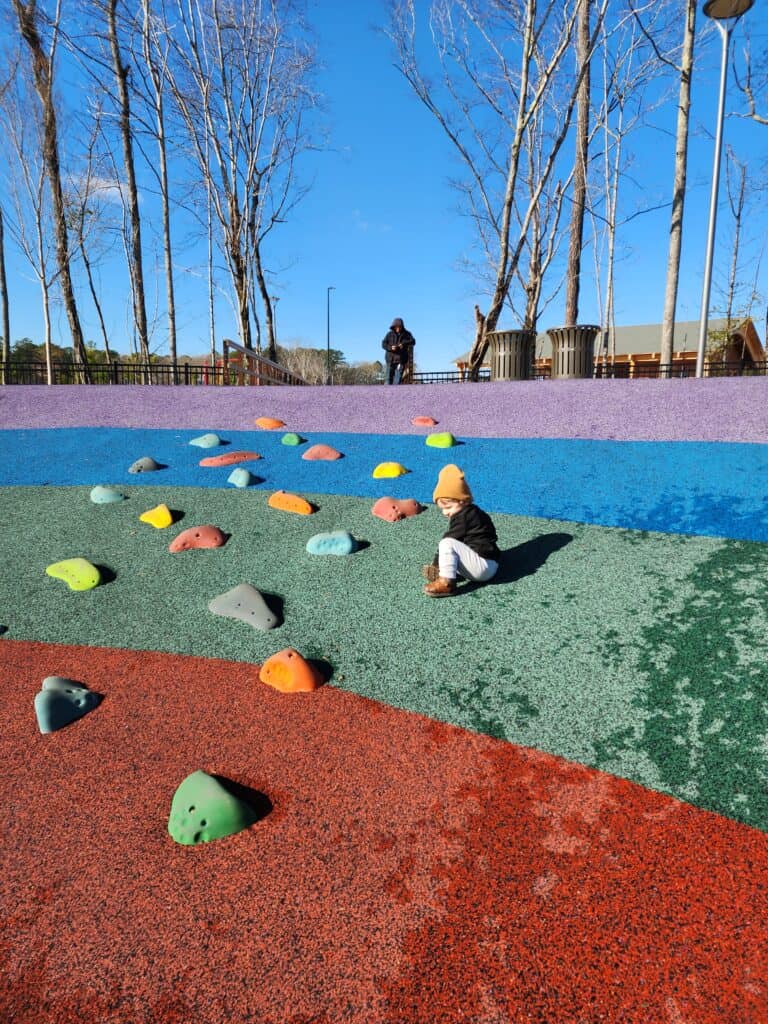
left=34, top=676, right=100, bottom=734
left=208, top=583, right=281, bottom=631
left=228, top=468, right=253, bottom=488
left=306, top=530, right=357, bottom=556
left=128, top=457, right=161, bottom=474
left=90, top=485, right=126, bottom=504
left=189, top=433, right=222, bottom=448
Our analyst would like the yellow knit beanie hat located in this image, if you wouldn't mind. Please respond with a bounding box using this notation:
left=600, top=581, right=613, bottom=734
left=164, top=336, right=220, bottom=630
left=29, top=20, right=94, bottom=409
left=433, top=464, right=472, bottom=503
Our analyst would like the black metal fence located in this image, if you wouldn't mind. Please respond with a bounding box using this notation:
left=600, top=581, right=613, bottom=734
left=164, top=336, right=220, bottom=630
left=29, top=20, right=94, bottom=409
left=2, top=359, right=766, bottom=386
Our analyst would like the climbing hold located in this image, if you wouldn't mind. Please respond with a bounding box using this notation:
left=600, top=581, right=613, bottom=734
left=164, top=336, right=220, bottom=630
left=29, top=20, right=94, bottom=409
left=302, top=444, right=342, bottom=461
left=267, top=490, right=314, bottom=515
left=199, top=451, right=261, bottom=468
left=259, top=648, right=321, bottom=693
left=426, top=432, right=457, bottom=448
left=371, top=497, right=423, bottom=522
left=90, top=486, right=126, bottom=504
left=372, top=462, right=408, bottom=479
left=281, top=433, right=305, bottom=446
left=189, top=433, right=222, bottom=448
left=255, top=417, right=286, bottom=430
left=168, top=770, right=261, bottom=846
left=128, top=457, right=161, bottom=474
left=306, top=530, right=357, bottom=555
left=228, top=468, right=253, bottom=488
left=139, top=504, right=173, bottom=528
left=35, top=676, right=100, bottom=734
left=46, top=558, right=101, bottom=591
left=412, top=416, right=438, bottom=427
left=169, top=526, right=227, bottom=552
left=208, top=583, right=280, bottom=630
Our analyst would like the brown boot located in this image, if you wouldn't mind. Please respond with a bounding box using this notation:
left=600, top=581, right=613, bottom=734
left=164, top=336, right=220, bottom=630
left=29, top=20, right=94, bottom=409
left=423, top=576, right=457, bottom=598
left=421, top=563, right=440, bottom=582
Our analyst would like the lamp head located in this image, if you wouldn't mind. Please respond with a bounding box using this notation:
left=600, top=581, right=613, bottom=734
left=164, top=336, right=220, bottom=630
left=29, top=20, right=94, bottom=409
left=703, top=0, right=754, bottom=19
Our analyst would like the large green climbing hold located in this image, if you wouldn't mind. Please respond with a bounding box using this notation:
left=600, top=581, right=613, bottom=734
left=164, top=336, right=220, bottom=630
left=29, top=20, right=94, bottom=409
left=168, top=770, right=259, bottom=846
left=425, top=432, right=457, bottom=448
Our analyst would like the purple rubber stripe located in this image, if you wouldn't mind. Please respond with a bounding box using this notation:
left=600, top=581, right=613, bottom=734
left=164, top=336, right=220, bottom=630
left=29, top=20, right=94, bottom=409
left=3, top=379, right=768, bottom=442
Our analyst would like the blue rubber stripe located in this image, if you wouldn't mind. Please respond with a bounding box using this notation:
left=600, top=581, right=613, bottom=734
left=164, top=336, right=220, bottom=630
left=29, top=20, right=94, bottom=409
left=4, top=427, right=768, bottom=542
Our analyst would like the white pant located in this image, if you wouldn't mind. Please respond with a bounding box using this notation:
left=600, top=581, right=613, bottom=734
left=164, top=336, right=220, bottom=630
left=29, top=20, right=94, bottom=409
left=438, top=538, right=498, bottom=582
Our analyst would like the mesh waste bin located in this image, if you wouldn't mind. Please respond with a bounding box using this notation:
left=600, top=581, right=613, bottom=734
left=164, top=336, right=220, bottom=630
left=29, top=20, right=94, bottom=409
left=487, top=329, right=536, bottom=381
left=546, top=325, right=600, bottom=379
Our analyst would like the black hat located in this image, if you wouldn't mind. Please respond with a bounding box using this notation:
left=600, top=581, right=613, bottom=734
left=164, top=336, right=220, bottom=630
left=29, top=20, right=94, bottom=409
left=390, top=317, right=404, bottom=329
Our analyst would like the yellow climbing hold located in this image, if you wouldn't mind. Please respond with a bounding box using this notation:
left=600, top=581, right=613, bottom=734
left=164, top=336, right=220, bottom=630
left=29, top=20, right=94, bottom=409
left=46, top=558, right=101, bottom=592
left=139, top=504, right=173, bottom=528
left=372, top=462, right=408, bottom=479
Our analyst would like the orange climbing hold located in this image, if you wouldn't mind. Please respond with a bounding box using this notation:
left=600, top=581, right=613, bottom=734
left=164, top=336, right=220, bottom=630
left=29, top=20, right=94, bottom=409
left=259, top=648, right=322, bottom=693
left=412, top=416, right=438, bottom=427
left=267, top=490, right=314, bottom=515
left=255, top=417, right=286, bottom=430
left=199, top=451, right=261, bottom=467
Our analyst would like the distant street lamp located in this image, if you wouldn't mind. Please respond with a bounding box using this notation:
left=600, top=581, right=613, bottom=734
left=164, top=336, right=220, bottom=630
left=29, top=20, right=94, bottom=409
left=270, top=295, right=279, bottom=349
left=695, top=0, right=755, bottom=379
left=326, top=286, right=335, bottom=385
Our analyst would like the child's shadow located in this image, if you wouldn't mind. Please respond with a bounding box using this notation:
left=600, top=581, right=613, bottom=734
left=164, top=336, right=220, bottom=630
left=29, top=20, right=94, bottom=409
left=460, top=531, right=574, bottom=594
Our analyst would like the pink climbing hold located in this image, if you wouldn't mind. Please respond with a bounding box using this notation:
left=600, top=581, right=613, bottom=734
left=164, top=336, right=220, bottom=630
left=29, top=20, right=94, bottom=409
left=199, top=451, right=261, bottom=467
left=168, top=525, right=228, bottom=552
left=302, top=444, right=342, bottom=461
left=371, top=497, right=423, bottom=522
left=412, top=416, right=438, bottom=427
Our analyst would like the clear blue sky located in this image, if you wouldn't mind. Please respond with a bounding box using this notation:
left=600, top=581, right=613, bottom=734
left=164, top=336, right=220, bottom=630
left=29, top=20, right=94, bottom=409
left=3, top=1, right=767, bottom=371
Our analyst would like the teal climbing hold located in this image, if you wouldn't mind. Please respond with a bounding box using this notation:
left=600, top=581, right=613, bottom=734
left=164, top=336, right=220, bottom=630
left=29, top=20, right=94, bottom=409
left=306, top=530, right=358, bottom=556
left=189, top=433, right=222, bottom=448
left=90, top=486, right=126, bottom=504
left=425, top=432, right=457, bottom=448
left=168, top=770, right=260, bottom=846
left=228, top=468, right=253, bottom=488
left=34, top=676, right=100, bottom=734
left=281, top=433, right=305, bottom=446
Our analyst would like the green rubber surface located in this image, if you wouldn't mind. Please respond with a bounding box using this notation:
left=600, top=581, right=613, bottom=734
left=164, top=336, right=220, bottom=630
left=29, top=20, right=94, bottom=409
left=4, top=484, right=768, bottom=830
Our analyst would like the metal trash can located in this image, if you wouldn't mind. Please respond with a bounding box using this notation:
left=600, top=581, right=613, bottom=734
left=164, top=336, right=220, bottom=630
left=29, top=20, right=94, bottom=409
left=546, top=325, right=600, bottom=379
left=487, top=329, right=536, bottom=381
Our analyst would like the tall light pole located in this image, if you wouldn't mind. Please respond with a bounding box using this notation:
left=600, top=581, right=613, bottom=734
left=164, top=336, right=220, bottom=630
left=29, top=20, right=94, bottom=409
left=695, top=0, right=755, bottom=379
left=326, top=286, right=335, bottom=384
left=270, top=295, right=279, bottom=350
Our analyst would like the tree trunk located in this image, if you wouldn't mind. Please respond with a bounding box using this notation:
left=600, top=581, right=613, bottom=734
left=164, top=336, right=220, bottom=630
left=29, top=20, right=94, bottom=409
left=660, top=0, right=697, bottom=374
left=0, top=209, right=10, bottom=383
left=107, top=0, right=150, bottom=364
left=12, top=0, right=90, bottom=380
left=564, top=0, right=591, bottom=326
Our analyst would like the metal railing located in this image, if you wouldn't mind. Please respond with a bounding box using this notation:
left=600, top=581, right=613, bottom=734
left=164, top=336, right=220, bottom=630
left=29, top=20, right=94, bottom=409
left=2, top=358, right=766, bottom=386
left=222, top=338, right=306, bottom=386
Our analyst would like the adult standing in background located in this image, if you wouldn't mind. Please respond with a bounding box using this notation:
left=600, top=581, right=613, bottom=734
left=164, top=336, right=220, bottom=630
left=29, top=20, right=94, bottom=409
left=381, top=317, right=415, bottom=384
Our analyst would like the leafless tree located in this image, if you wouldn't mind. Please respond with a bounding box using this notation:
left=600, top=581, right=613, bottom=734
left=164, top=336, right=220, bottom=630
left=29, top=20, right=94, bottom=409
left=390, top=0, right=610, bottom=379
left=11, top=0, right=90, bottom=378
left=564, top=0, right=592, bottom=326
left=733, top=25, right=768, bottom=127
left=589, top=2, right=670, bottom=366
left=0, top=66, right=13, bottom=381
left=0, top=77, right=61, bottom=383
left=164, top=0, right=317, bottom=361
left=630, top=0, right=697, bottom=373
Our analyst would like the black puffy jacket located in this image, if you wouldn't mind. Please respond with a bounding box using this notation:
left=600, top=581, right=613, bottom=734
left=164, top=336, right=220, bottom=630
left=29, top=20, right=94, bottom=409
left=382, top=328, right=415, bottom=365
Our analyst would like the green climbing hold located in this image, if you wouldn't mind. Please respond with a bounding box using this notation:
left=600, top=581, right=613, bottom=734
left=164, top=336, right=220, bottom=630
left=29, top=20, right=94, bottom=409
left=426, top=432, right=457, bottom=448
left=46, top=558, right=101, bottom=591
left=168, top=770, right=260, bottom=846
left=281, top=432, right=305, bottom=446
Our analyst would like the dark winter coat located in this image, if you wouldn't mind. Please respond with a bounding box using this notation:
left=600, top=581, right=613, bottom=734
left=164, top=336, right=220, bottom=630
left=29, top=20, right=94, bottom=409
left=433, top=503, right=500, bottom=564
left=382, top=328, right=415, bottom=365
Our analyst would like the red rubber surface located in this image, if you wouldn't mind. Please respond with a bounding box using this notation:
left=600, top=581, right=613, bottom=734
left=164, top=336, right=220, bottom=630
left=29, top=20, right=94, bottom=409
left=2, top=640, right=767, bottom=1023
